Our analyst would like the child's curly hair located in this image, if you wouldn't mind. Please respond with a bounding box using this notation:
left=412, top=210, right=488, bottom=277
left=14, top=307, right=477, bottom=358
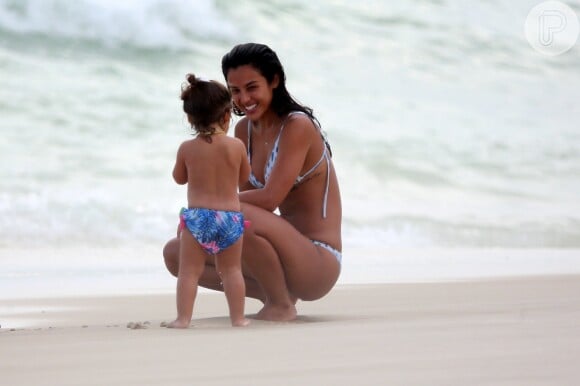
left=181, top=74, right=231, bottom=142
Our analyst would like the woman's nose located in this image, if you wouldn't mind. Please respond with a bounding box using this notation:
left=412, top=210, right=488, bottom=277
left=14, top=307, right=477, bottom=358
left=237, top=90, right=250, bottom=104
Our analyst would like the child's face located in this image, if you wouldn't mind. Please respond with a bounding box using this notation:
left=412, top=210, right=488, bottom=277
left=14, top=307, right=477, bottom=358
left=226, top=65, right=278, bottom=120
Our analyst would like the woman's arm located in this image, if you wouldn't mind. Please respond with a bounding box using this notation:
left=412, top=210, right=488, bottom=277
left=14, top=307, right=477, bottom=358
left=238, top=116, right=314, bottom=211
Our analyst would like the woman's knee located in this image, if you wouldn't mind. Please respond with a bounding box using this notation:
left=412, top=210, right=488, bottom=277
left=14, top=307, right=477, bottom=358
left=290, top=258, right=341, bottom=301
left=297, top=280, right=337, bottom=301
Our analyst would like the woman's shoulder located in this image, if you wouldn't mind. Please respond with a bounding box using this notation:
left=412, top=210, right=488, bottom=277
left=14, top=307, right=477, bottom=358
left=234, top=116, right=250, bottom=132
left=234, top=117, right=250, bottom=142
left=283, top=112, right=319, bottom=136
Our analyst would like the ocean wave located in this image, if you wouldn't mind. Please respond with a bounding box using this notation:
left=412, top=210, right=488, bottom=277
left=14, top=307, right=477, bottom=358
left=343, top=216, right=580, bottom=248
left=0, top=0, right=237, bottom=50
left=2, top=190, right=579, bottom=248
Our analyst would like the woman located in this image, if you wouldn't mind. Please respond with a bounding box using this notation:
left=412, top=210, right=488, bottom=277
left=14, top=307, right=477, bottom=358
left=163, top=43, right=342, bottom=321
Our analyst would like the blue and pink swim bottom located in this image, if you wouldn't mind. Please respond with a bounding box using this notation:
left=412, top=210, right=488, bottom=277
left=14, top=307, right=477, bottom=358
left=179, top=207, right=244, bottom=255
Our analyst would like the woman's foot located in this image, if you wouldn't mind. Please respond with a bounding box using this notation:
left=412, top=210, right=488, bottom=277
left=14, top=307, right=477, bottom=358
left=165, top=318, right=190, bottom=329
left=256, top=302, right=297, bottom=321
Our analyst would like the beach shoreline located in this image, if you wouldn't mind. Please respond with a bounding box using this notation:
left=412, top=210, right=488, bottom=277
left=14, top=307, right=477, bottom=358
left=2, top=246, right=580, bottom=300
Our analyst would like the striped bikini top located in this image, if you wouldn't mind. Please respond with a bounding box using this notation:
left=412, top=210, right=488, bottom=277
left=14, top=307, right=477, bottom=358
left=247, top=111, right=331, bottom=218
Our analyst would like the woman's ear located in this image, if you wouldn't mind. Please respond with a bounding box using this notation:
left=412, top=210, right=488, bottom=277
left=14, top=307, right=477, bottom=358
left=272, top=74, right=280, bottom=89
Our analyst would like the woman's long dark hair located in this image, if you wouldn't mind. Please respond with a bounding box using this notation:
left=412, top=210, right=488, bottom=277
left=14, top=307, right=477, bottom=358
left=221, top=43, right=316, bottom=122
left=222, top=43, right=330, bottom=155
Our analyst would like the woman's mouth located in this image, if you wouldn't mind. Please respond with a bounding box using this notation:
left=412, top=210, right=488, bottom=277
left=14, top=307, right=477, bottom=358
left=245, top=103, right=257, bottom=113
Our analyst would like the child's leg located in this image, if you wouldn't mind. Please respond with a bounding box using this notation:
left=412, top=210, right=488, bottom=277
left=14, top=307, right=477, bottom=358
left=167, top=230, right=206, bottom=328
left=215, top=237, right=249, bottom=327
left=164, top=236, right=266, bottom=301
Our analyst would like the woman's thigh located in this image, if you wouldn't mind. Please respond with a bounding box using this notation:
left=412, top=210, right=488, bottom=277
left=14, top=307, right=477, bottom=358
left=242, top=204, right=340, bottom=300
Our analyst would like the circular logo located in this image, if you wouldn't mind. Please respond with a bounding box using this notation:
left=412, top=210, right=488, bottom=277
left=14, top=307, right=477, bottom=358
left=525, top=1, right=579, bottom=56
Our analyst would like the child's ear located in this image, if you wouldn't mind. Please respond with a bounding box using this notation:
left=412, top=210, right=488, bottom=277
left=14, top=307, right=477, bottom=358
left=223, top=109, right=232, bottom=128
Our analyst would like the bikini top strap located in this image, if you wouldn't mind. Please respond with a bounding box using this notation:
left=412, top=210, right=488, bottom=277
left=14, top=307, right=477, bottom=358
left=287, top=111, right=330, bottom=218
left=322, top=152, right=330, bottom=218
left=246, top=119, right=252, bottom=158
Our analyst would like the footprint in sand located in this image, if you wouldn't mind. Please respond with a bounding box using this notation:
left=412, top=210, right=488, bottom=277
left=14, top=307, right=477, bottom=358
left=126, top=321, right=151, bottom=329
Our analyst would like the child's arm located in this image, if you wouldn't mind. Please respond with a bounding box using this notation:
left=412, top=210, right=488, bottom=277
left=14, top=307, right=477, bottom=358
left=172, top=143, right=187, bottom=185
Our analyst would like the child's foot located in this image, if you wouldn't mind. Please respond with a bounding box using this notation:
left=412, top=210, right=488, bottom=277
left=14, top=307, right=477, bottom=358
left=165, top=319, right=190, bottom=329
left=232, top=318, right=250, bottom=327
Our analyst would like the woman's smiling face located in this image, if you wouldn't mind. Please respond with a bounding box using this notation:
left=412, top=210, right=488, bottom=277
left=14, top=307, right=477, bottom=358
left=226, top=64, right=279, bottom=119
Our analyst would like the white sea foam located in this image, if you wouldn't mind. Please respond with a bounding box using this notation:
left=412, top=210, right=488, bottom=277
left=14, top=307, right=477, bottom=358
left=0, top=0, right=237, bottom=49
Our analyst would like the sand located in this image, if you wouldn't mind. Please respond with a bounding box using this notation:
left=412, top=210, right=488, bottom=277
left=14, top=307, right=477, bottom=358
left=2, top=275, right=580, bottom=385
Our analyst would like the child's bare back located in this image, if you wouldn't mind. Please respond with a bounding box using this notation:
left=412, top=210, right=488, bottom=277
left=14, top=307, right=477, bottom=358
left=173, top=134, right=249, bottom=211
